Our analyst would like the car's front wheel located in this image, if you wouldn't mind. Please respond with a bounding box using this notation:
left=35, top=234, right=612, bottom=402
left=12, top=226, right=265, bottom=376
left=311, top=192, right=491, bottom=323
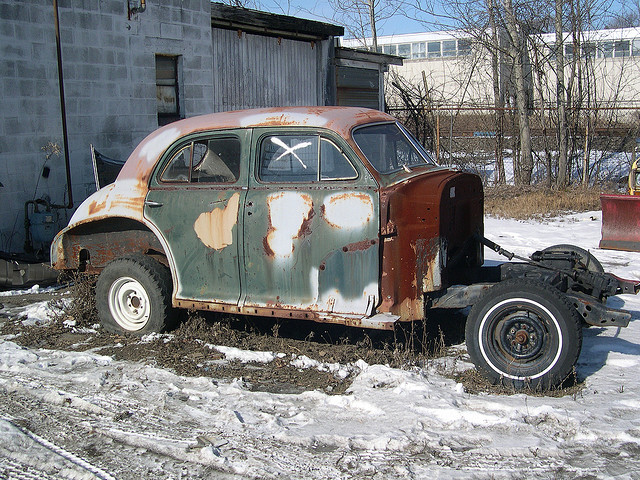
left=465, top=279, right=582, bottom=390
left=96, top=255, right=175, bottom=335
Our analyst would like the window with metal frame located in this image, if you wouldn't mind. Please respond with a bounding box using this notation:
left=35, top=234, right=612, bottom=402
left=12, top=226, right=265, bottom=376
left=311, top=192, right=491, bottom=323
left=160, top=137, right=241, bottom=184
left=614, top=40, right=630, bottom=57
left=259, top=135, right=357, bottom=182
left=442, top=40, right=456, bottom=57
left=427, top=41, right=441, bottom=58
left=155, top=55, right=182, bottom=126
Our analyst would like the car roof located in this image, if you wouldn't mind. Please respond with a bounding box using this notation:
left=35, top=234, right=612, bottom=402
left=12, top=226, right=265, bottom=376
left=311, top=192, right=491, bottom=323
left=118, top=106, right=394, bottom=184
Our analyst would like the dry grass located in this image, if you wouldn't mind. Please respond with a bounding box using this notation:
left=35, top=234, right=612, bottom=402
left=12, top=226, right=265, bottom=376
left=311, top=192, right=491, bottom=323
left=484, top=185, right=608, bottom=219
left=51, top=272, right=99, bottom=329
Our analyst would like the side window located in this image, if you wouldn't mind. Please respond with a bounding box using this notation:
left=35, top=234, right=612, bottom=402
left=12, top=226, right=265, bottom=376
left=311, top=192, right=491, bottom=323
left=259, top=135, right=358, bottom=183
left=192, top=138, right=240, bottom=183
left=160, top=145, right=191, bottom=182
left=160, top=137, right=241, bottom=184
left=259, top=135, right=319, bottom=182
left=320, top=138, right=357, bottom=180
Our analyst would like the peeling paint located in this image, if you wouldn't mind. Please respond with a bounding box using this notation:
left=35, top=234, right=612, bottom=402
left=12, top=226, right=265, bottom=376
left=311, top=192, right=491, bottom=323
left=265, top=192, right=313, bottom=258
left=193, top=193, right=240, bottom=250
left=317, top=283, right=379, bottom=314
left=240, top=112, right=328, bottom=128
left=310, top=266, right=378, bottom=314
left=68, top=178, right=146, bottom=226
left=323, top=192, right=374, bottom=229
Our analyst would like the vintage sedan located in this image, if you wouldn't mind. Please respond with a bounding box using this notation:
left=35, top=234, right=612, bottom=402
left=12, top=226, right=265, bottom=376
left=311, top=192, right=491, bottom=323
left=51, top=107, right=637, bottom=389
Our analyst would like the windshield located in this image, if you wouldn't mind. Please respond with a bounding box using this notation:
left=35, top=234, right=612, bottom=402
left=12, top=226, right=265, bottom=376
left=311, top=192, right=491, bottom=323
left=352, top=122, right=435, bottom=175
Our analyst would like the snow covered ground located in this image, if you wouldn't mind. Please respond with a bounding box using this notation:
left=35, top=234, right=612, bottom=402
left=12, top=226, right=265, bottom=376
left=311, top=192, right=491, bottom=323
left=2, top=211, right=640, bottom=479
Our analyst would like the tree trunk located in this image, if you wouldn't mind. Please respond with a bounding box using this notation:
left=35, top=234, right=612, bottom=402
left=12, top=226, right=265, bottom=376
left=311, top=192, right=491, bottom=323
left=488, top=0, right=506, bottom=184
left=368, top=0, right=378, bottom=50
left=503, top=0, right=533, bottom=185
left=556, top=0, right=568, bottom=186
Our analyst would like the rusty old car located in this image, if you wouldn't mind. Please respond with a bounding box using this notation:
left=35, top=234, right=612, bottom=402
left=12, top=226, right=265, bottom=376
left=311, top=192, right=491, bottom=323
left=51, top=107, right=639, bottom=389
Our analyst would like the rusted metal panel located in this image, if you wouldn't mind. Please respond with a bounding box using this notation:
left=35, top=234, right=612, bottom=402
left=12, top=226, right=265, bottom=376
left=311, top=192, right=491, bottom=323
left=143, top=129, right=251, bottom=305
left=144, top=189, right=244, bottom=304
left=243, top=186, right=380, bottom=316
left=53, top=228, right=163, bottom=272
left=600, top=194, right=640, bottom=252
left=174, top=299, right=396, bottom=330
left=242, top=126, right=380, bottom=317
left=566, top=292, right=631, bottom=327
left=378, top=170, right=484, bottom=321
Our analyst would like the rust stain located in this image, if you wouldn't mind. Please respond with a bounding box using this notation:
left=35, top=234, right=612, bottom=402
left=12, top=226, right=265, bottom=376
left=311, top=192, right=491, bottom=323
left=193, top=193, right=240, bottom=250
left=263, top=235, right=274, bottom=257
left=262, top=114, right=303, bottom=126
left=87, top=199, right=107, bottom=215
left=297, top=208, right=315, bottom=238
left=343, top=239, right=377, bottom=252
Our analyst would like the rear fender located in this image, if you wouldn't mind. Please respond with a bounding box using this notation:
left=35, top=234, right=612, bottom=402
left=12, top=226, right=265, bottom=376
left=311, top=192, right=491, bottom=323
left=51, top=218, right=165, bottom=273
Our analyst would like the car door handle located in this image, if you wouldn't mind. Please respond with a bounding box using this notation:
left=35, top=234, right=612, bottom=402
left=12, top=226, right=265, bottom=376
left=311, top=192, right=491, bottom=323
left=144, top=200, right=164, bottom=208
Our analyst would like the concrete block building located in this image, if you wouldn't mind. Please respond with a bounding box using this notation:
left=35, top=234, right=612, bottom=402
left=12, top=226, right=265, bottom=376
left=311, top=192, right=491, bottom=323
left=2, top=1, right=389, bottom=257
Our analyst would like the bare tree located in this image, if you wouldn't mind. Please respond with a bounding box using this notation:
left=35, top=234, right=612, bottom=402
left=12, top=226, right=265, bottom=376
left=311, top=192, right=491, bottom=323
left=605, top=0, right=640, bottom=29
left=329, top=0, right=403, bottom=49
left=410, top=0, right=545, bottom=184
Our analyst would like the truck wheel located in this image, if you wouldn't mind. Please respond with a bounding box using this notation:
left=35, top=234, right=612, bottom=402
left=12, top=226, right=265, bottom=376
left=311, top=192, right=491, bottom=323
left=541, top=244, right=604, bottom=273
left=465, top=279, right=582, bottom=390
left=96, top=255, right=175, bottom=335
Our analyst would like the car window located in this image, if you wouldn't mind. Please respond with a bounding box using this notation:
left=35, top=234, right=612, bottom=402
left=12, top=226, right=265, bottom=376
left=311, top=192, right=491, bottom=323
left=320, top=138, right=357, bottom=180
left=353, top=122, right=434, bottom=175
left=160, top=145, right=191, bottom=182
left=160, top=137, right=241, bottom=184
left=259, top=135, right=318, bottom=182
left=259, top=135, right=357, bottom=183
left=192, top=138, right=240, bottom=183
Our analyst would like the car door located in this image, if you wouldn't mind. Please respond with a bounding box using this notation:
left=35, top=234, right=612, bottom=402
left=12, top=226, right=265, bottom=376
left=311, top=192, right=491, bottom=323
left=144, top=129, right=249, bottom=305
left=242, top=128, right=380, bottom=317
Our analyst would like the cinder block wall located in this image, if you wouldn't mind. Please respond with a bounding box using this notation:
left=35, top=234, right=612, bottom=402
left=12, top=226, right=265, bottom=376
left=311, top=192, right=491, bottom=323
left=0, top=0, right=213, bottom=254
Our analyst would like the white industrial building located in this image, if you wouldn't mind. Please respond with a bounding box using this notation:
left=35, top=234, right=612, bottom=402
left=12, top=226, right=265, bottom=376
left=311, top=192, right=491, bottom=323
left=342, top=27, right=640, bottom=108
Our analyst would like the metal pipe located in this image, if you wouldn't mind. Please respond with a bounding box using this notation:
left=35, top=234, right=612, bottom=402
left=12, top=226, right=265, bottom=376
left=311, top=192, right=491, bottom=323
left=53, top=0, right=73, bottom=209
left=128, top=0, right=146, bottom=19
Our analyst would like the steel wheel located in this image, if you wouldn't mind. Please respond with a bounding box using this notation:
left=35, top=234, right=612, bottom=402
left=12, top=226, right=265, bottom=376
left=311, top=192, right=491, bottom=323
left=96, top=255, right=174, bottom=335
left=466, top=279, right=582, bottom=389
left=108, top=276, right=152, bottom=331
left=478, top=298, right=561, bottom=380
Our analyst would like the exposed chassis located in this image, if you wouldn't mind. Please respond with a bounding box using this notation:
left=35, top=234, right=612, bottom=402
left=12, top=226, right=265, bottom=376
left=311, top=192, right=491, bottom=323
left=428, top=236, right=639, bottom=328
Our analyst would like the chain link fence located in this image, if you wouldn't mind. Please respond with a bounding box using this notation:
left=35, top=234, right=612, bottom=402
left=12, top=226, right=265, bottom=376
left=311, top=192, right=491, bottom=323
left=387, top=103, right=640, bottom=188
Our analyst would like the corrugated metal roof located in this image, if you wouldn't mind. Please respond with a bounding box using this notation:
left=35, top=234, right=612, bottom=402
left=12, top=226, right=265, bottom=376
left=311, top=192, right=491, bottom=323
left=211, top=2, right=344, bottom=40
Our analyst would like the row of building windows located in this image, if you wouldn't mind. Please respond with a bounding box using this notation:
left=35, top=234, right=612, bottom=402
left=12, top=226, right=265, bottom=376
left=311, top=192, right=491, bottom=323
left=379, top=39, right=471, bottom=59
left=376, top=37, right=640, bottom=61
left=551, top=38, right=640, bottom=59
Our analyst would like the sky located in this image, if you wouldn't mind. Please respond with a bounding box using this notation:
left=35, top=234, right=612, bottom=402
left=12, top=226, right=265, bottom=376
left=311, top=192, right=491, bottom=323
left=243, top=0, right=634, bottom=38
left=252, top=0, right=432, bottom=37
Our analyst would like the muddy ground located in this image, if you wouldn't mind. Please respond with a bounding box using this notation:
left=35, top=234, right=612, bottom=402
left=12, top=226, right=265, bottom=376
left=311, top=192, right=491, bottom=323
left=0, top=281, right=470, bottom=396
